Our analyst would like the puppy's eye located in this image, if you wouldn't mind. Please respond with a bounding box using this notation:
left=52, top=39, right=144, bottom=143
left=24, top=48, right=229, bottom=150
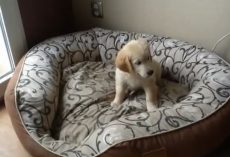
left=135, top=60, right=141, bottom=65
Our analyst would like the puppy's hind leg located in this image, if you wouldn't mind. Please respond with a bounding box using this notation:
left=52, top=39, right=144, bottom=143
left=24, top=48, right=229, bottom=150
left=111, top=84, right=128, bottom=107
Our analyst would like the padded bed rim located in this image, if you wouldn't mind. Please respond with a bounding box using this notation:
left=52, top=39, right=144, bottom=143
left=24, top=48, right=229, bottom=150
left=4, top=55, right=230, bottom=157
left=5, top=56, right=58, bottom=157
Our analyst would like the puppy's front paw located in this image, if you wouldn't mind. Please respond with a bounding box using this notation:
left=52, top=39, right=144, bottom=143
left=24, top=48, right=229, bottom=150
left=146, top=102, right=157, bottom=112
left=110, top=100, right=120, bottom=107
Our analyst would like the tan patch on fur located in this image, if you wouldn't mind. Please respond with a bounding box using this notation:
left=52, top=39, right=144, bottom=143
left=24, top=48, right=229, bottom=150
left=115, top=50, right=133, bottom=73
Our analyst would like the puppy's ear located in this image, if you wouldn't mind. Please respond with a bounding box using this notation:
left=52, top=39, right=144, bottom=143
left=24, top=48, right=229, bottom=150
left=115, top=50, right=133, bottom=73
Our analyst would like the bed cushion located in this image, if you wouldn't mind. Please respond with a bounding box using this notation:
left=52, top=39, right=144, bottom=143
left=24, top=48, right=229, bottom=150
left=11, top=28, right=230, bottom=157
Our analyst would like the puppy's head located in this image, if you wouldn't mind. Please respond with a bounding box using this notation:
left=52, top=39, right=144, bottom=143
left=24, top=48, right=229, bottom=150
left=116, top=39, right=156, bottom=78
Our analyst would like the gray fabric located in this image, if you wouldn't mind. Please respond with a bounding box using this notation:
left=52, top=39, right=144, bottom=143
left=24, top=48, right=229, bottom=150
left=16, top=28, right=230, bottom=157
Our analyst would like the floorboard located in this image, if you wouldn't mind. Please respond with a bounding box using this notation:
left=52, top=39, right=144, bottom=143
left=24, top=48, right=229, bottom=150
left=0, top=105, right=32, bottom=157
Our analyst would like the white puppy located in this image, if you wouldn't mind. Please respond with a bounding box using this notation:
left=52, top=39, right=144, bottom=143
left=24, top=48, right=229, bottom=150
left=111, top=39, right=161, bottom=111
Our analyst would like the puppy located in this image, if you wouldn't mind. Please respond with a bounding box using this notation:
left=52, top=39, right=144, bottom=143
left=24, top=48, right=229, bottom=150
left=111, top=39, right=161, bottom=111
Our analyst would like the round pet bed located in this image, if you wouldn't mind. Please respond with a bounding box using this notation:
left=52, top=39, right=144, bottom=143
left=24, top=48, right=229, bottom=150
left=5, top=28, right=230, bottom=157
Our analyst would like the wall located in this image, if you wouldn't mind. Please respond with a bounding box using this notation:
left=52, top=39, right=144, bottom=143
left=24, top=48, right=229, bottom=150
left=0, top=0, right=27, bottom=98
left=18, top=0, right=75, bottom=48
left=73, top=0, right=230, bottom=62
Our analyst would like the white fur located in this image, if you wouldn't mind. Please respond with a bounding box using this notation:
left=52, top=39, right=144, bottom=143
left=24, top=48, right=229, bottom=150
left=111, top=39, right=161, bottom=111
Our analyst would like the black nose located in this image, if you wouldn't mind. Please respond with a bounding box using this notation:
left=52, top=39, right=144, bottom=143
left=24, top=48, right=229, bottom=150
left=147, top=70, right=154, bottom=76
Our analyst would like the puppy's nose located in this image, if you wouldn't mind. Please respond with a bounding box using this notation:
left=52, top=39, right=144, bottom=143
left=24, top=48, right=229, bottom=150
left=147, top=70, right=154, bottom=76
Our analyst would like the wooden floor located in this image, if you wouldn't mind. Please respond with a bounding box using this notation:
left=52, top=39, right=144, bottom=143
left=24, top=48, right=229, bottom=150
left=0, top=105, right=32, bottom=157
left=0, top=104, right=229, bottom=157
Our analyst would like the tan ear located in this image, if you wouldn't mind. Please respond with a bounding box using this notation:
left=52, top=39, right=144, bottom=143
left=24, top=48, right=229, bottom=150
left=115, top=50, right=132, bottom=73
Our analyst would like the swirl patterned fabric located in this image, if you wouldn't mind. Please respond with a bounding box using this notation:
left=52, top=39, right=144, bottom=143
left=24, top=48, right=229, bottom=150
left=16, top=28, right=230, bottom=157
